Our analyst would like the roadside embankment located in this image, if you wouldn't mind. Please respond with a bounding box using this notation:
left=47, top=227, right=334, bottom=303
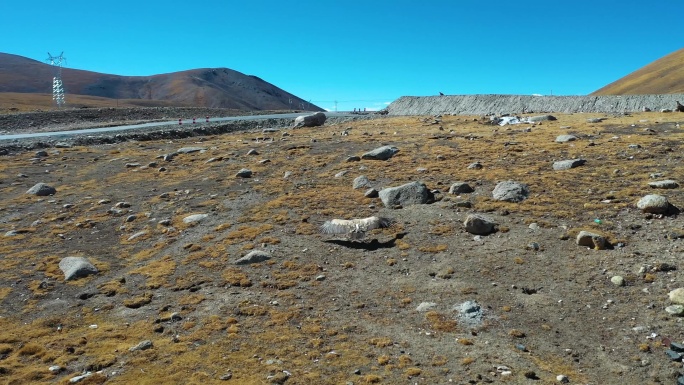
left=387, top=94, right=684, bottom=116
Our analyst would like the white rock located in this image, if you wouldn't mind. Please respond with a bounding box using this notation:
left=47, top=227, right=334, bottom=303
left=183, top=213, right=208, bottom=224
left=668, top=288, right=684, bottom=304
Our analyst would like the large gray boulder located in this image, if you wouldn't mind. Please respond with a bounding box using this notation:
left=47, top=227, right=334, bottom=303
left=59, top=257, right=98, bottom=281
left=492, top=181, right=529, bottom=202
left=361, top=145, right=399, bottom=161
left=26, top=183, right=56, bottom=196
left=636, top=194, right=670, bottom=214
left=294, top=112, right=326, bottom=128
left=379, top=181, right=433, bottom=208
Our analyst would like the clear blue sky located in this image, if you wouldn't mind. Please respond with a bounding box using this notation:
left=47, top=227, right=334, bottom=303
left=3, top=0, right=683, bottom=112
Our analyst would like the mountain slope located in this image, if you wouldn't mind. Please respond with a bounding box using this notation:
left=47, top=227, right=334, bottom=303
left=591, top=48, right=684, bottom=95
left=0, top=53, right=322, bottom=111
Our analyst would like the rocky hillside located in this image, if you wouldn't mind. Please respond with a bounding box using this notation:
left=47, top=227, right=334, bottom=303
left=592, top=47, right=684, bottom=95
left=387, top=94, right=684, bottom=116
left=0, top=53, right=322, bottom=111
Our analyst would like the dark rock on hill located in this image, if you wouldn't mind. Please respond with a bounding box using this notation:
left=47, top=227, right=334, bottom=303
left=0, top=52, right=322, bottom=111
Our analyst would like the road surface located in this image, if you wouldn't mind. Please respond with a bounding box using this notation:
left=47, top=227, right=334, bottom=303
left=0, top=111, right=360, bottom=141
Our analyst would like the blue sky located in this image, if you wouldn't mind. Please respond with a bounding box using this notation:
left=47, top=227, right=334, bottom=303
left=3, top=0, right=683, bottom=112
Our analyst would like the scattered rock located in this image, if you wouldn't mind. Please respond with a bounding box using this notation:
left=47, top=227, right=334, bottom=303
left=610, top=276, right=625, bottom=287
left=416, top=302, right=437, bottom=312
left=669, top=288, right=684, bottom=305
left=553, top=159, right=586, bottom=171
left=463, top=214, right=496, bottom=235
left=587, top=118, right=605, bottom=123
left=176, top=147, right=206, bottom=154
left=353, top=176, right=371, bottom=189
left=235, top=250, right=271, bottom=265
left=555, top=135, right=577, bottom=143
left=492, top=181, right=529, bottom=202
left=58, top=257, right=98, bottom=281
left=648, top=180, right=679, bottom=189
left=236, top=168, right=252, bottom=178
left=26, top=183, right=56, bottom=196
left=636, top=194, right=670, bottom=214
left=294, top=112, right=326, bottom=128
left=361, top=145, right=399, bottom=161
left=378, top=181, right=434, bottom=208
left=129, top=340, right=153, bottom=352
left=665, top=305, right=684, bottom=316
left=183, top=213, right=208, bottom=224
left=69, top=372, right=93, bottom=383
left=246, top=148, right=259, bottom=155
left=527, top=115, right=557, bottom=122
left=467, top=162, right=483, bottom=169
left=455, top=300, right=483, bottom=328
left=364, top=188, right=379, bottom=198
left=448, top=182, right=474, bottom=194
left=346, top=156, right=361, bottom=162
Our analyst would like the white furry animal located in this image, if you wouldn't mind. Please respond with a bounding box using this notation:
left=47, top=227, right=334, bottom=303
left=320, top=216, right=395, bottom=240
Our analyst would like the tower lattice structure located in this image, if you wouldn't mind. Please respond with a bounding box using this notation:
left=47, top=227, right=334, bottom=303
left=46, top=52, right=66, bottom=107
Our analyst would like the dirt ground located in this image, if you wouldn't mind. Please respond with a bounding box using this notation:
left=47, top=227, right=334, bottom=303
left=1, top=108, right=684, bottom=384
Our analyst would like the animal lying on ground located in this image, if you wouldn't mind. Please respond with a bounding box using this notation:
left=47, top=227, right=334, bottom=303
left=320, top=216, right=395, bottom=240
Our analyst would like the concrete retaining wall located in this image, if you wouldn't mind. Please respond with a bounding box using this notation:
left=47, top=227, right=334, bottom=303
left=386, top=94, right=684, bottom=116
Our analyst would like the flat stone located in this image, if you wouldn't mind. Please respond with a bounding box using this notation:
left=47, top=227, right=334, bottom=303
left=176, top=147, right=206, bottom=154
left=129, top=340, right=153, bottom=352
left=361, top=145, right=399, bottom=161
left=666, top=305, right=684, bottom=316
left=665, top=349, right=682, bottom=361
left=553, top=159, right=586, bottom=171
left=648, top=180, right=679, bottom=189
left=415, top=302, right=437, bottom=312
left=183, top=213, right=208, bottom=224
left=555, top=135, right=577, bottom=143
left=235, top=250, right=271, bottom=265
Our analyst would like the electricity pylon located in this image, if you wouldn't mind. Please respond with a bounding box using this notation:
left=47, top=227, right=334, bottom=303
left=46, top=52, right=66, bottom=107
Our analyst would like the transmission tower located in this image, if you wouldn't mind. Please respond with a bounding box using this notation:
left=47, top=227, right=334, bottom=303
left=46, top=52, right=66, bottom=107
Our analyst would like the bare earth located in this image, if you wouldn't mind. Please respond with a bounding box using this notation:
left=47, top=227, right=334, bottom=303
left=1, top=108, right=684, bottom=385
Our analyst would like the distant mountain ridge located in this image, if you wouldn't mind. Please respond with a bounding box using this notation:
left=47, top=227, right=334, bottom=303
left=0, top=52, right=322, bottom=111
left=592, top=48, right=684, bottom=95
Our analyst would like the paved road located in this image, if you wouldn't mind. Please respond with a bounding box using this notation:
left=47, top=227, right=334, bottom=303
left=0, top=111, right=361, bottom=141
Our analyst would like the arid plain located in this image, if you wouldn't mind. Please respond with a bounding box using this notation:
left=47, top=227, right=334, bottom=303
left=1, top=108, right=684, bottom=385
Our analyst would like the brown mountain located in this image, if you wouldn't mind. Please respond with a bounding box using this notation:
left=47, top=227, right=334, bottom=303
left=591, top=47, right=684, bottom=95
left=0, top=52, right=322, bottom=111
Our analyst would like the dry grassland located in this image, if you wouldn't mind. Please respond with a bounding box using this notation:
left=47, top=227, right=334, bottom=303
left=1, top=111, right=684, bottom=384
